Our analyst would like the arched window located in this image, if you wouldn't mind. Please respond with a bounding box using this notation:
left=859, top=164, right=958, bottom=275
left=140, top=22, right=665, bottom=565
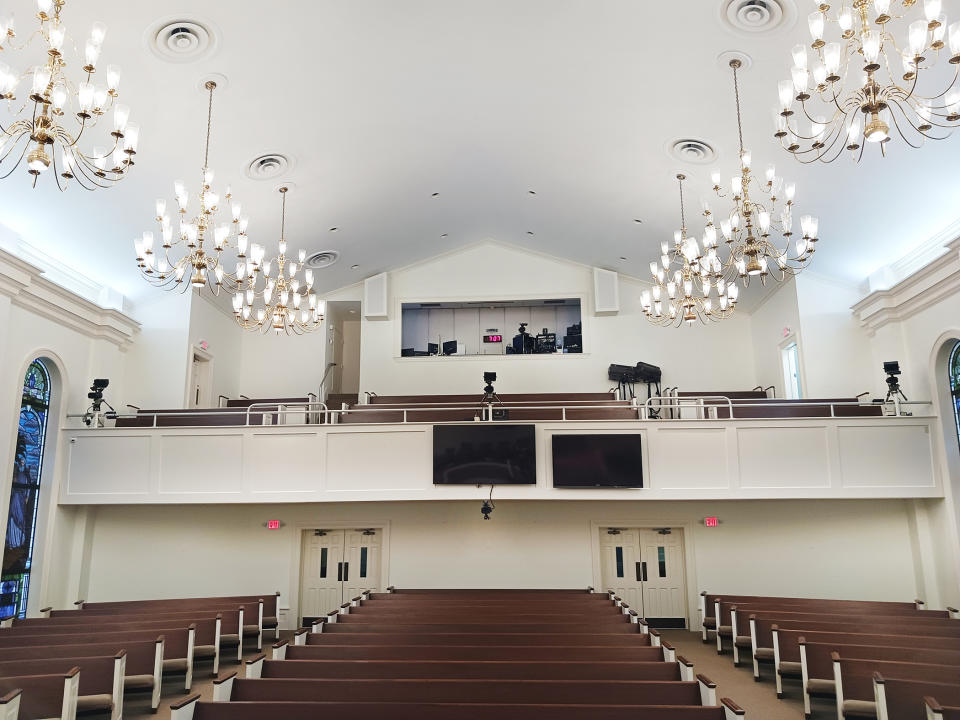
left=951, top=342, right=960, bottom=451
left=1, top=359, right=52, bottom=618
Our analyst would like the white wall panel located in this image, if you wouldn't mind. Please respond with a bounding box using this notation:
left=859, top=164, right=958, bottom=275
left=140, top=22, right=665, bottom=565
left=838, top=425, right=935, bottom=488
left=247, top=432, right=322, bottom=494
left=427, top=309, right=454, bottom=350
left=650, top=428, right=729, bottom=490
left=67, top=435, right=150, bottom=495
left=453, top=308, right=480, bottom=355
left=326, top=429, right=431, bottom=492
left=157, top=435, right=243, bottom=494
left=738, top=426, right=831, bottom=489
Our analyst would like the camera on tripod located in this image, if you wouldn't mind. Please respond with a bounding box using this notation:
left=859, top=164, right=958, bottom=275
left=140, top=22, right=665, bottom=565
left=483, top=371, right=497, bottom=396
left=882, top=361, right=909, bottom=414
left=83, top=378, right=116, bottom=427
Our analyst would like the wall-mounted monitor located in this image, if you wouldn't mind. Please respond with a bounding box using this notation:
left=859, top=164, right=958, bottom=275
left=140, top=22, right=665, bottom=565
left=433, top=424, right=536, bottom=485
left=551, top=433, right=643, bottom=488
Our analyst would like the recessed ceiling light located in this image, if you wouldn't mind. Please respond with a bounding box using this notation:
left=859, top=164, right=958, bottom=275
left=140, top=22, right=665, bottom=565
left=633, top=219, right=644, bottom=224
left=528, top=190, right=537, bottom=195
left=619, top=256, right=627, bottom=261
left=431, top=192, right=439, bottom=197
left=526, top=231, right=535, bottom=235
left=440, top=233, right=448, bottom=238
left=328, top=227, right=338, bottom=232
left=350, top=264, right=359, bottom=270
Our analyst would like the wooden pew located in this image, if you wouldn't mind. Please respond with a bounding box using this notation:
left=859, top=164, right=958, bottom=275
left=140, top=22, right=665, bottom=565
left=0, top=653, right=124, bottom=720
left=13, top=610, right=229, bottom=674
left=278, top=642, right=670, bottom=662
left=303, top=631, right=654, bottom=647
left=320, top=621, right=638, bottom=634
left=0, top=619, right=207, bottom=688
left=211, top=675, right=721, bottom=706
left=925, top=696, right=960, bottom=720
left=0, top=638, right=163, bottom=710
left=770, top=627, right=960, bottom=699
left=245, top=656, right=695, bottom=682
left=797, top=640, right=960, bottom=716
left=0, top=667, right=79, bottom=720
left=835, top=657, right=960, bottom=719
left=737, top=607, right=959, bottom=673
left=170, top=698, right=748, bottom=720
left=874, top=674, right=960, bottom=720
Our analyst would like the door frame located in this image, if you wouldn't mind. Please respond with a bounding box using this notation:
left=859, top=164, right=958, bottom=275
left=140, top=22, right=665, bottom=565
left=185, top=345, right=214, bottom=408
left=589, top=520, right=699, bottom=630
left=289, top=520, right=391, bottom=628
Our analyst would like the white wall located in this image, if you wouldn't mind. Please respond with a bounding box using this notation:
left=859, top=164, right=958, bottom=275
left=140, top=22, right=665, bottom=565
left=188, top=296, right=242, bottom=404
left=340, top=320, right=361, bottom=394
left=794, top=274, right=874, bottom=397
left=749, top=279, right=800, bottom=398
left=360, top=242, right=758, bottom=395
left=122, top=293, right=191, bottom=409
left=76, top=498, right=923, bottom=624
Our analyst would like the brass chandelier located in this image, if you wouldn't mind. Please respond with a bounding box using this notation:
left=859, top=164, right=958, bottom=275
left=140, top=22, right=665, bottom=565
left=775, top=0, right=960, bottom=162
left=134, top=81, right=249, bottom=293
left=0, top=0, right=138, bottom=189
left=233, top=186, right=325, bottom=335
left=708, top=59, right=820, bottom=287
left=641, top=174, right=738, bottom=327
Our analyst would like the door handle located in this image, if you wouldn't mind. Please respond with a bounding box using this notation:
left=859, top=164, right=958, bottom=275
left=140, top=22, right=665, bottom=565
left=337, top=562, right=343, bottom=581
left=635, top=561, right=642, bottom=582
left=641, top=561, right=648, bottom=582
left=343, top=562, right=349, bottom=582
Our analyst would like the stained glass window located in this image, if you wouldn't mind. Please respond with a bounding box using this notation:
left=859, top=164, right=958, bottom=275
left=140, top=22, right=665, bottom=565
left=951, top=342, right=960, bottom=452
left=1, top=360, right=51, bottom=619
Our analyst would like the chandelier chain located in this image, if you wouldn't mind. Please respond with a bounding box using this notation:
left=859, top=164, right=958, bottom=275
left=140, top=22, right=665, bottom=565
left=731, top=60, right=745, bottom=154
left=677, top=174, right=686, bottom=232
left=203, top=82, right=215, bottom=171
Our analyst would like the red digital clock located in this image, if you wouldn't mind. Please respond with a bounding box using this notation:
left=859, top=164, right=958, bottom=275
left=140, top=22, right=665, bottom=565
left=483, top=335, right=503, bottom=343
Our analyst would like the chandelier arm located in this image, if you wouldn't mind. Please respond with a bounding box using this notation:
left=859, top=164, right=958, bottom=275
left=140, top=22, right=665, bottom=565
left=0, top=134, right=31, bottom=179
left=885, top=101, right=928, bottom=149
left=905, top=63, right=960, bottom=103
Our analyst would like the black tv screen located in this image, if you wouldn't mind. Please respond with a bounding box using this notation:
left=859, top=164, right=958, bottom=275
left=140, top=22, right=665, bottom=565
left=551, top=434, right=643, bottom=488
left=433, top=425, right=536, bottom=485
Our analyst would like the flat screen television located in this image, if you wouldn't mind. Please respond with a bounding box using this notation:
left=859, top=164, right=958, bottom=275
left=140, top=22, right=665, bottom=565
left=433, top=425, right=536, bottom=485
left=551, top=433, right=643, bottom=488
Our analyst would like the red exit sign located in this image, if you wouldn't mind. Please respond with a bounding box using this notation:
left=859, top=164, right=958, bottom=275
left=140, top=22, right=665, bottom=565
left=267, top=520, right=281, bottom=530
left=704, top=516, right=719, bottom=528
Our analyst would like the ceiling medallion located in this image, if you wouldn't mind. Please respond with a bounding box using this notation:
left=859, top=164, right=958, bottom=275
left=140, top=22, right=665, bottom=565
left=775, top=0, right=960, bottom=162
left=0, top=0, right=139, bottom=189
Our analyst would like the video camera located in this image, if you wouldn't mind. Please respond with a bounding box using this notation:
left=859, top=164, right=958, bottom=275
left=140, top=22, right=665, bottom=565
left=83, top=378, right=116, bottom=426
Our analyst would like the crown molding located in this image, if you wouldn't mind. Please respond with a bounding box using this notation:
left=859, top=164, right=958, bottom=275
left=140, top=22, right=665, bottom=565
left=852, top=237, right=960, bottom=337
left=0, top=248, right=140, bottom=351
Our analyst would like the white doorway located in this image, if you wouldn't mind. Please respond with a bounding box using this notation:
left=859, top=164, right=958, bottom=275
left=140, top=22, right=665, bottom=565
left=299, top=528, right=382, bottom=625
left=599, top=527, right=687, bottom=628
left=187, top=347, right=213, bottom=408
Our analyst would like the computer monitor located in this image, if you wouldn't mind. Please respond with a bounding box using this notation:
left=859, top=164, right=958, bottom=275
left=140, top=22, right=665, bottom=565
left=427, top=343, right=439, bottom=355
left=401, top=347, right=414, bottom=357
left=442, top=340, right=458, bottom=355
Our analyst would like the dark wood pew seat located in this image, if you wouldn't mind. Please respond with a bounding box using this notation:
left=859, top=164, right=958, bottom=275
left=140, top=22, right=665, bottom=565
left=282, top=643, right=667, bottom=662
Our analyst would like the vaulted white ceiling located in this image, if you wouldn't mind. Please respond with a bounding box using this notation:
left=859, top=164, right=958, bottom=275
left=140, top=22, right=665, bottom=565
left=2, top=0, right=959, bottom=309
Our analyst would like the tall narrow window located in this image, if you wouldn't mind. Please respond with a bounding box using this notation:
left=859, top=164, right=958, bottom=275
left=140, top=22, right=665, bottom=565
left=950, top=342, right=960, bottom=450
left=2, top=360, right=52, bottom=619
left=781, top=341, right=803, bottom=399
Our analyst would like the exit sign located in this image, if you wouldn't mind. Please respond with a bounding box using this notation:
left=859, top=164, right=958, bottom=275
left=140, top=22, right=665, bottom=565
left=267, top=520, right=281, bottom=530
left=704, top=516, right=719, bottom=528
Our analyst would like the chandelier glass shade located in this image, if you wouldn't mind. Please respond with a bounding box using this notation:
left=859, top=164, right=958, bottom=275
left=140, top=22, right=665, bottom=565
left=708, top=59, right=820, bottom=287
left=134, top=81, right=249, bottom=294
left=775, top=0, right=960, bottom=162
left=0, top=0, right=138, bottom=189
left=233, top=186, right=325, bottom=335
left=641, top=174, right=738, bottom=327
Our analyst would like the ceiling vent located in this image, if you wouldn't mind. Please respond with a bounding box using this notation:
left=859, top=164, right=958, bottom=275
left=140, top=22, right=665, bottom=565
left=668, top=138, right=717, bottom=164
left=304, top=250, right=340, bottom=269
left=719, top=0, right=796, bottom=35
left=146, top=19, right=218, bottom=63
left=244, top=154, right=293, bottom=180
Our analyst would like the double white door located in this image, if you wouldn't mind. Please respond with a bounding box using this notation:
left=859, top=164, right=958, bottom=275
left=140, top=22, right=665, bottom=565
left=599, top=527, right=687, bottom=627
left=300, top=529, right=382, bottom=623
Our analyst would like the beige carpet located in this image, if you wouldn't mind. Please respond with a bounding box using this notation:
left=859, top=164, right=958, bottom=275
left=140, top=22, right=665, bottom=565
left=122, top=629, right=823, bottom=720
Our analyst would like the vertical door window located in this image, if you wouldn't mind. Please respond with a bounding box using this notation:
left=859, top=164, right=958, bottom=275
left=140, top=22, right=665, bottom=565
left=782, top=341, right=803, bottom=399
left=615, top=546, right=624, bottom=578
left=319, top=547, right=328, bottom=578
left=657, top=546, right=667, bottom=577
left=360, top=547, right=368, bottom=578
left=1, top=360, right=52, bottom=619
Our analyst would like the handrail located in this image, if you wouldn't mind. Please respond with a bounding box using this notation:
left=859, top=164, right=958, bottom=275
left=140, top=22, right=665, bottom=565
left=856, top=391, right=870, bottom=399
left=318, top=362, right=337, bottom=400
left=244, top=401, right=329, bottom=426
left=763, top=385, right=776, bottom=398
left=752, top=385, right=763, bottom=392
